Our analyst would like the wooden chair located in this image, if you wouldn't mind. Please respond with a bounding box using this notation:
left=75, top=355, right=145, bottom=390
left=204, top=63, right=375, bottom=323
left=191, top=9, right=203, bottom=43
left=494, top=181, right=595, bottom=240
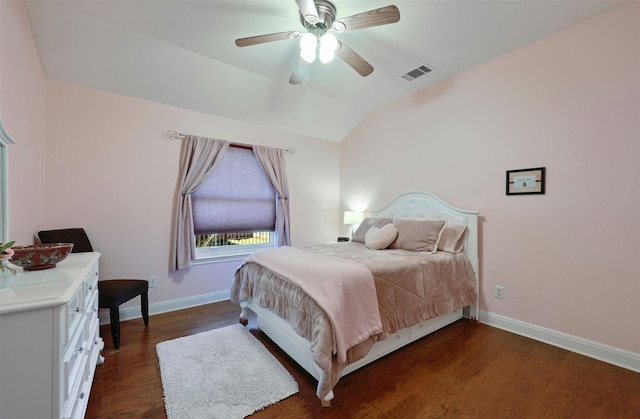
left=37, top=228, right=149, bottom=349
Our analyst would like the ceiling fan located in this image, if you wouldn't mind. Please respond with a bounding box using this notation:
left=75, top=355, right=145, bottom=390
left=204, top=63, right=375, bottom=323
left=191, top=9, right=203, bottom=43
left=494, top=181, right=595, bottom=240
left=235, top=0, right=400, bottom=84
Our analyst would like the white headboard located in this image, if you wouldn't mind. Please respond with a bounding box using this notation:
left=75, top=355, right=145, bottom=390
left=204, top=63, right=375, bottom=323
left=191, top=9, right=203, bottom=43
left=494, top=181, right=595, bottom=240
left=369, top=192, right=479, bottom=318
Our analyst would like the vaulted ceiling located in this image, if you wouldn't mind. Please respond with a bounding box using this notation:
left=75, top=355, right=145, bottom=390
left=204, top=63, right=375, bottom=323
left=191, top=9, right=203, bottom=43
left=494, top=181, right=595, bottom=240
left=25, top=0, right=626, bottom=142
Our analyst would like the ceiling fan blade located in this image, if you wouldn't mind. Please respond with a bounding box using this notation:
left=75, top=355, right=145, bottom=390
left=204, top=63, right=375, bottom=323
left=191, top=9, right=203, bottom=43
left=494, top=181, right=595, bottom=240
left=295, top=0, right=319, bottom=24
left=235, top=31, right=300, bottom=47
left=333, top=5, right=400, bottom=32
left=335, top=42, right=373, bottom=77
left=289, top=57, right=311, bottom=85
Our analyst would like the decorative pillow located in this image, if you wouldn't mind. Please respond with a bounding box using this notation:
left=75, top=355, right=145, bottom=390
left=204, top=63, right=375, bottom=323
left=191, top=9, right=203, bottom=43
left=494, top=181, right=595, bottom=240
left=437, top=224, right=468, bottom=253
left=389, top=218, right=447, bottom=253
left=365, top=223, right=398, bottom=250
left=352, top=217, right=393, bottom=243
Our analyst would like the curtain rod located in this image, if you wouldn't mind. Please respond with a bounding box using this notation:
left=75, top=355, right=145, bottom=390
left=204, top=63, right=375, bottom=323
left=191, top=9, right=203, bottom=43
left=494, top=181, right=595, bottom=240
left=162, top=130, right=295, bottom=154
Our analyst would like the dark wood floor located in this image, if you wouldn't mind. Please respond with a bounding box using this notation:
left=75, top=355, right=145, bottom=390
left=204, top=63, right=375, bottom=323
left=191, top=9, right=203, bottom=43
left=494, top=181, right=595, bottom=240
left=86, top=301, right=639, bottom=418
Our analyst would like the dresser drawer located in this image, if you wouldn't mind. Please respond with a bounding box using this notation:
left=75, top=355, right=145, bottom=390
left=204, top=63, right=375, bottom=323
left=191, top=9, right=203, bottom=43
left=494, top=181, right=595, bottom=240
left=84, top=263, right=99, bottom=302
left=85, top=290, right=99, bottom=338
left=62, top=288, right=84, bottom=349
left=69, top=357, right=94, bottom=419
left=68, top=380, right=90, bottom=419
left=87, top=316, right=100, bottom=352
left=85, top=285, right=98, bottom=318
left=62, top=333, right=88, bottom=414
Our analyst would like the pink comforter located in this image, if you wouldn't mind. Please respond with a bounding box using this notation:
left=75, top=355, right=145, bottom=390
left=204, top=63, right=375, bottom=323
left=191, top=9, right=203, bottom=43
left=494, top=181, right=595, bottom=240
left=231, top=242, right=477, bottom=400
left=240, top=246, right=382, bottom=363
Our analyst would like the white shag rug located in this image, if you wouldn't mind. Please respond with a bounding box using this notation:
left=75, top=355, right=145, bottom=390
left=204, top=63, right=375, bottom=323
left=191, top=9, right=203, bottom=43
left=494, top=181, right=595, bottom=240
left=156, top=324, right=298, bottom=419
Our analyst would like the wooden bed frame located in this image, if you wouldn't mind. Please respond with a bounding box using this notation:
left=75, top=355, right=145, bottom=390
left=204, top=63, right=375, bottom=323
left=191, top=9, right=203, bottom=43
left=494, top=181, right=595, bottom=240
left=239, top=191, right=479, bottom=406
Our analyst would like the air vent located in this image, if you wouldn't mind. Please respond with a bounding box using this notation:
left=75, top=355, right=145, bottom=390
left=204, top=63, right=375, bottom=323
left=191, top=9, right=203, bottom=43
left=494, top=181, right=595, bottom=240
left=400, top=64, right=433, bottom=81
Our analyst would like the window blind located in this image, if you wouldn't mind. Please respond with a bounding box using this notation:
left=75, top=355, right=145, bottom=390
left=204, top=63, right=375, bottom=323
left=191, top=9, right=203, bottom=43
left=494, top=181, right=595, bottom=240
left=192, top=147, right=276, bottom=234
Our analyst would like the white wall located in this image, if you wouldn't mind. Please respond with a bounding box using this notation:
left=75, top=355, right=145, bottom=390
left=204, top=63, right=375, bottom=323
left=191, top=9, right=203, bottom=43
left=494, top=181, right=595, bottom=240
left=340, top=2, right=640, bottom=355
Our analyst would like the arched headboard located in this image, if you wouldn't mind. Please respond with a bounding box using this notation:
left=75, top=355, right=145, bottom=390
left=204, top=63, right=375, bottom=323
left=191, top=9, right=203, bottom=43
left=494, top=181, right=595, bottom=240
left=369, top=191, right=479, bottom=318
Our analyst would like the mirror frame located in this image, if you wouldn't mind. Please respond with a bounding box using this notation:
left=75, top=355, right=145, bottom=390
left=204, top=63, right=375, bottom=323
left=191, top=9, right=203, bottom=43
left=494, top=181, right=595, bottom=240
left=0, top=119, right=17, bottom=242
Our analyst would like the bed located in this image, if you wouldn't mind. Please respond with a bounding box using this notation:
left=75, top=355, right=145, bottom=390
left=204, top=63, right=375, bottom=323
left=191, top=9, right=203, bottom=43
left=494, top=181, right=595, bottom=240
left=230, top=191, right=479, bottom=406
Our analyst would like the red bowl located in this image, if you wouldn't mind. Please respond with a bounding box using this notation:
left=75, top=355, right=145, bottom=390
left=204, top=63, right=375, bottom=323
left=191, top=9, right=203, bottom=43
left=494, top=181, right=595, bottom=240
left=10, top=243, right=74, bottom=270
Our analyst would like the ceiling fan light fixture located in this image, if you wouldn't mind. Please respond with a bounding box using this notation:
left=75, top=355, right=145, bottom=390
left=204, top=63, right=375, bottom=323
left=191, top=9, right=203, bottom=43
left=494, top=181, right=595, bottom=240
left=236, top=1, right=401, bottom=83
left=319, top=33, right=339, bottom=63
left=300, top=32, right=317, bottom=63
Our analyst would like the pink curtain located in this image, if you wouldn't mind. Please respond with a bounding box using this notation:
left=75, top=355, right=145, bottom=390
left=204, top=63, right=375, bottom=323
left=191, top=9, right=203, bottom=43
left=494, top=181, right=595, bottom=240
left=170, top=136, right=229, bottom=270
left=254, top=145, right=291, bottom=246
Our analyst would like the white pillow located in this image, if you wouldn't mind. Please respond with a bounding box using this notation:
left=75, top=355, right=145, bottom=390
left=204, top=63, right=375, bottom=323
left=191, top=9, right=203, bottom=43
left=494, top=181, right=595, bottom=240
left=365, top=223, right=399, bottom=250
left=352, top=217, right=393, bottom=243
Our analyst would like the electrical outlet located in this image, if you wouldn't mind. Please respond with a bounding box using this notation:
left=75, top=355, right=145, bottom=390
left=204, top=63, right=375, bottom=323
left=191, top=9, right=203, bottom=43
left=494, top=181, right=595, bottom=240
left=495, top=285, right=504, bottom=299
left=148, top=276, right=157, bottom=288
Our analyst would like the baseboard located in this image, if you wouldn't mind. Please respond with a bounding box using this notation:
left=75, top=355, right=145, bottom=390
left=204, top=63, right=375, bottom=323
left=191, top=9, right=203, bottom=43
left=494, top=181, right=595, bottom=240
left=99, top=296, right=639, bottom=373
left=480, top=310, right=640, bottom=373
left=98, top=290, right=231, bottom=325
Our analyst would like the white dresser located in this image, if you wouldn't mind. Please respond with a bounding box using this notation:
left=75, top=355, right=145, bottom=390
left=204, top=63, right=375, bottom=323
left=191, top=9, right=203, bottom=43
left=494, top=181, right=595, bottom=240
left=0, top=252, right=104, bottom=419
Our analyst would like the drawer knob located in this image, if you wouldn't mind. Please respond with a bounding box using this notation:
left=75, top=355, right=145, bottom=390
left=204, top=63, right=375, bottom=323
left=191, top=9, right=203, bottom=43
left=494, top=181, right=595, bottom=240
left=75, top=307, right=82, bottom=313
left=79, top=392, right=85, bottom=400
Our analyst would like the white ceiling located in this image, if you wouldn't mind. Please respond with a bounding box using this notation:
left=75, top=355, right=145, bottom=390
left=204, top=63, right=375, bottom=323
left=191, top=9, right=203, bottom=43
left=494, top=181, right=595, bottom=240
left=25, top=0, right=626, bottom=142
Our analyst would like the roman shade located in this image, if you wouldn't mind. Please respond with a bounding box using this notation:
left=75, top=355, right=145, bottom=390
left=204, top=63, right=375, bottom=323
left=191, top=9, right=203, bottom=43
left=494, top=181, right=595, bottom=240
left=192, top=147, right=276, bottom=234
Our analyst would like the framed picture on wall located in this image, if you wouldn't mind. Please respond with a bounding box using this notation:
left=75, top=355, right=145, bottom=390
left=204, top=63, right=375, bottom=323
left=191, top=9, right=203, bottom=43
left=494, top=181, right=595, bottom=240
left=506, top=167, right=546, bottom=195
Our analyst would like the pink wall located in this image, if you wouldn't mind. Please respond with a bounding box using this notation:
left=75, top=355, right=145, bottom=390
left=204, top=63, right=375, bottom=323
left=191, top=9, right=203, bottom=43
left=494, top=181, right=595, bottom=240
left=3, top=0, right=637, bottom=360
left=341, top=3, right=640, bottom=353
left=43, top=81, right=340, bottom=306
left=2, top=0, right=340, bottom=309
left=0, top=0, right=47, bottom=244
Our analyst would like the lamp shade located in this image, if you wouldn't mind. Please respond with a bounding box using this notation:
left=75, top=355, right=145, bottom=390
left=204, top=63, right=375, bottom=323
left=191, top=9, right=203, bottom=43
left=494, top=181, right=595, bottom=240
left=343, top=211, right=364, bottom=225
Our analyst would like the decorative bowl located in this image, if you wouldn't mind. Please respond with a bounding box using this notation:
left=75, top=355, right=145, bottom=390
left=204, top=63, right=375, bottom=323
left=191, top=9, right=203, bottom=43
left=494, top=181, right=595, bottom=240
left=10, top=243, right=74, bottom=271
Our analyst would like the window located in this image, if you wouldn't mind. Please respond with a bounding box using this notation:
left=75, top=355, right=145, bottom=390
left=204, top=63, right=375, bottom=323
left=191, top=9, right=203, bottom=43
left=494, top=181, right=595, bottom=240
left=191, top=146, right=276, bottom=260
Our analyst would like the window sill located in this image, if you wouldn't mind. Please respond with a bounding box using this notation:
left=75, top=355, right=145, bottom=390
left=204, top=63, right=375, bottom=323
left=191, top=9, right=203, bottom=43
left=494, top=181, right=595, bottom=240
left=192, top=253, right=250, bottom=265
left=193, top=242, right=275, bottom=265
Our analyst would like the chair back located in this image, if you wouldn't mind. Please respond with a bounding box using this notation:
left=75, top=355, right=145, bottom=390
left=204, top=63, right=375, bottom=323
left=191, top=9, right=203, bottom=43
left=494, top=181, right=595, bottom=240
left=38, top=228, right=94, bottom=253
